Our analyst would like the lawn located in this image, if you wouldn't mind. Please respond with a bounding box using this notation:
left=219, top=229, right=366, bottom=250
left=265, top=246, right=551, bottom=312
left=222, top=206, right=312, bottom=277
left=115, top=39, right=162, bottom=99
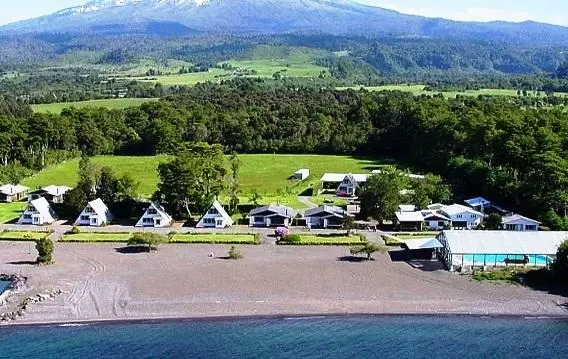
left=279, top=234, right=366, bottom=246
left=131, top=68, right=231, bottom=86
left=60, top=232, right=133, bottom=242
left=0, top=231, right=51, bottom=241
left=0, top=202, right=26, bottom=224
left=22, top=154, right=389, bottom=202
left=32, top=98, right=158, bottom=114
left=169, top=233, right=261, bottom=244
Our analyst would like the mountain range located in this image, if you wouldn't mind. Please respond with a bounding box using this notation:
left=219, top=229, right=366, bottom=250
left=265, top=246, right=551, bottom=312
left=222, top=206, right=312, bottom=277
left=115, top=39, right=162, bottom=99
left=2, top=0, right=568, bottom=45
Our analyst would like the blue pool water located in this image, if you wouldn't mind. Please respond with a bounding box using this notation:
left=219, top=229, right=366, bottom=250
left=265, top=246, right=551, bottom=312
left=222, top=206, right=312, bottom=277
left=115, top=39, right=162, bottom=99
left=462, top=254, right=551, bottom=266
left=0, top=316, right=567, bottom=358
left=0, top=280, right=10, bottom=294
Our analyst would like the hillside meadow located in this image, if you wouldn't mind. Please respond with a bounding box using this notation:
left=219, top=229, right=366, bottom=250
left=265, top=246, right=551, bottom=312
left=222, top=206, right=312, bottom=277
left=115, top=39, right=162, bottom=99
left=22, top=154, right=388, bottom=199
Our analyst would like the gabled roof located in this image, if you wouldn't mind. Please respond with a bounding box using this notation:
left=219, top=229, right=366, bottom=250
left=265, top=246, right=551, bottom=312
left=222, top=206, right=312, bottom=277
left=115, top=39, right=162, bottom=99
left=147, top=202, right=173, bottom=221
left=305, top=205, right=346, bottom=218
left=464, top=197, right=491, bottom=207
left=422, top=210, right=451, bottom=221
left=502, top=214, right=541, bottom=225
left=441, top=204, right=484, bottom=217
left=403, top=238, right=443, bottom=250
left=427, top=203, right=445, bottom=210
left=320, top=173, right=369, bottom=183
left=88, top=198, right=111, bottom=218
left=440, top=231, right=566, bottom=255
left=197, top=200, right=233, bottom=225
left=249, top=204, right=294, bottom=218
left=30, top=197, right=55, bottom=217
left=41, top=185, right=72, bottom=196
left=395, top=211, right=424, bottom=222
left=295, top=169, right=309, bottom=174
left=0, top=184, right=29, bottom=195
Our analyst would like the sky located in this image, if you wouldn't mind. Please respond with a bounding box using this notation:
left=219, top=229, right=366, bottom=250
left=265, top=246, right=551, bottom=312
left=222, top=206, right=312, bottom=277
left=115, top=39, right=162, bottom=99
left=0, top=0, right=566, bottom=26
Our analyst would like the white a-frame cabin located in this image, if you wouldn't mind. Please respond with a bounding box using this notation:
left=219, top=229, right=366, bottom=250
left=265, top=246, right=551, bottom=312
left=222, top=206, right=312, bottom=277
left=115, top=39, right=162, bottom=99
left=17, top=197, right=57, bottom=225
left=74, top=198, right=113, bottom=227
left=196, top=200, right=233, bottom=228
left=135, top=202, right=173, bottom=228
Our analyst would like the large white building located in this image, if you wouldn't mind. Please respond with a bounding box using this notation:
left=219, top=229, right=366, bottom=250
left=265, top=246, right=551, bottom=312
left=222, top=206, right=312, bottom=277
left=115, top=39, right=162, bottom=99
left=437, top=231, right=566, bottom=271
left=439, top=204, right=484, bottom=229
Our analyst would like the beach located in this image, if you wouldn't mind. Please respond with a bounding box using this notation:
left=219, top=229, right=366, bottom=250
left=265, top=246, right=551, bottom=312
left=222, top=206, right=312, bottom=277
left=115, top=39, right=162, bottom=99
left=0, top=241, right=566, bottom=324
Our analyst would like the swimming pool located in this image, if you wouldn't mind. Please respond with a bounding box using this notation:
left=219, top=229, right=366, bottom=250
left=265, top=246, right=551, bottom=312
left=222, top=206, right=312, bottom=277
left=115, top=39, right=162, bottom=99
left=457, top=254, right=552, bottom=267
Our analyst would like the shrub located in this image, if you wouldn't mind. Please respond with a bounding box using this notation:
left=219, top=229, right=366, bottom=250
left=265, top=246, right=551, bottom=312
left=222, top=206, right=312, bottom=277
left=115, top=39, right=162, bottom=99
left=36, top=237, right=54, bottom=264
left=274, top=227, right=289, bottom=239
left=70, top=226, right=81, bottom=234
left=349, top=241, right=386, bottom=260
left=128, top=232, right=169, bottom=252
left=553, top=239, right=568, bottom=283
left=282, top=234, right=301, bottom=243
left=228, top=246, right=244, bottom=260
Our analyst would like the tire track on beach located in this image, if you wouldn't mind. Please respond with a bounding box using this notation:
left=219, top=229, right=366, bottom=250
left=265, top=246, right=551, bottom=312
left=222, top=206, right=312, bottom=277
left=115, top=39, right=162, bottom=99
left=58, top=245, right=106, bottom=318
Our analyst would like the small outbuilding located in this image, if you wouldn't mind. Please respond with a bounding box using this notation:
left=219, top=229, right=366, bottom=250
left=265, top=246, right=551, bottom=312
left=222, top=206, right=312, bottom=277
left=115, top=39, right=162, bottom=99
left=17, top=197, right=57, bottom=225
left=394, top=211, right=424, bottom=231
left=196, top=200, right=233, bottom=228
left=304, top=205, right=347, bottom=229
left=294, top=169, right=310, bottom=181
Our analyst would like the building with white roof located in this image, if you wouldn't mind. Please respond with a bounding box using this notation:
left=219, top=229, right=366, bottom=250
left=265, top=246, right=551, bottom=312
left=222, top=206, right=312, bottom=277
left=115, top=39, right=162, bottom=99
left=196, top=200, right=233, bottom=228
left=437, top=231, right=566, bottom=271
left=74, top=198, right=113, bottom=227
left=0, top=184, right=29, bottom=203
left=28, top=185, right=72, bottom=204
left=136, top=202, right=173, bottom=228
left=501, top=214, right=540, bottom=232
left=17, top=197, right=57, bottom=225
left=394, top=211, right=425, bottom=231
left=439, top=204, right=484, bottom=230
left=294, top=169, right=310, bottom=181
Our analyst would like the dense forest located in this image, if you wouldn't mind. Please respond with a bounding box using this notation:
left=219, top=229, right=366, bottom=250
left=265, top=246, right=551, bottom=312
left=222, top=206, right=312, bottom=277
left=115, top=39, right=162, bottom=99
left=0, top=79, right=566, bottom=228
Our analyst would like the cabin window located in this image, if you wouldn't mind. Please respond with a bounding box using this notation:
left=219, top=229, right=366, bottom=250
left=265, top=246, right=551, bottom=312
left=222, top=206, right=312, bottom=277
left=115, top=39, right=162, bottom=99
left=147, top=208, right=158, bottom=215
left=143, top=218, right=154, bottom=224
left=254, top=216, right=264, bottom=223
left=24, top=214, right=32, bottom=220
left=525, top=225, right=537, bottom=231
left=84, top=207, right=94, bottom=214
left=204, top=218, right=215, bottom=224
left=208, top=208, right=219, bottom=215
left=81, top=215, right=90, bottom=221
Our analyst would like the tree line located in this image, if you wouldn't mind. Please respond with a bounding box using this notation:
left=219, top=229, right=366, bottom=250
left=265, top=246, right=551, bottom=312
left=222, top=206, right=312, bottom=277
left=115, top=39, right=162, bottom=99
left=0, top=78, right=566, bottom=228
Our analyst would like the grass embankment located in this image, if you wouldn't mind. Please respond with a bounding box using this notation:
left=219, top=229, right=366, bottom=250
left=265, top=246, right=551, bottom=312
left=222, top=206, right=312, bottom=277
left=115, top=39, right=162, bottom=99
left=382, top=232, right=440, bottom=246
left=170, top=233, right=261, bottom=244
left=32, top=98, right=158, bottom=114
left=0, top=202, right=27, bottom=224
left=23, top=154, right=389, bottom=207
left=0, top=231, right=52, bottom=241
left=278, top=234, right=366, bottom=246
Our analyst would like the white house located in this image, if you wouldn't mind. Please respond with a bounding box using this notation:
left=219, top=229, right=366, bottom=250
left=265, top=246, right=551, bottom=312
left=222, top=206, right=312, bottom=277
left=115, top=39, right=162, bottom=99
left=0, top=184, right=29, bottom=203
left=304, top=205, right=347, bottom=229
left=28, top=185, right=72, bottom=204
left=135, top=202, right=173, bottom=228
left=294, top=169, right=310, bottom=181
left=74, top=198, right=113, bottom=227
left=427, top=203, right=445, bottom=211
left=502, top=214, right=540, bottom=232
left=394, top=211, right=425, bottom=231
left=17, top=197, right=57, bottom=225
left=398, top=204, right=417, bottom=212
left=439, top=204, right=484, bottom=230
left=196, top=200, right=233, bottom=228
left=249, top=205, right=295, bottom=227
left=320, top=173, right=369, bottom=196
left=422, top=210, right=451, bottom=230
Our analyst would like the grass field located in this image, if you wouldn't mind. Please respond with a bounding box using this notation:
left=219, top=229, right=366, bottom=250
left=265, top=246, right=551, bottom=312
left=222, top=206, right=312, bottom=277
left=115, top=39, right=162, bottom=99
left=169, top=233, right=260, bottom=244
left=60, top=233, right=133, bottom=242
left=0, top=202, right=27, bottom=224
left=338, top=85, right=568, bottom=98
left=23, top=154, right=389, bottom=202
left=0, top=231, right=51, bottom=241
left=32, top=98, right=158, bottom=114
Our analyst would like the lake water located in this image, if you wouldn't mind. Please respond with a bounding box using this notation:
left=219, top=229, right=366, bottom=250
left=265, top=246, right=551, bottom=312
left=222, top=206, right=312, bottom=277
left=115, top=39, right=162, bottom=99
left=0, top=315, right=567, bottom=358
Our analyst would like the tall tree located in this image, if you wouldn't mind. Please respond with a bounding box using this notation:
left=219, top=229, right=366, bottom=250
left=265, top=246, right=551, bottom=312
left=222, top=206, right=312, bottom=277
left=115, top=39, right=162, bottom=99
left=154, top=142, right=228, bottom=218
left=228, top=152, right=241, bottom=213
left=359, top=166, right=403, bottom=223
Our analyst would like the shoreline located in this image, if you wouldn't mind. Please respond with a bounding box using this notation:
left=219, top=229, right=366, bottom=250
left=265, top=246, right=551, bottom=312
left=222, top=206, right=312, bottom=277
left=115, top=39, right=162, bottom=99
left=5, top=312, right=568, bottom=328
left=1, top=242, right=566, bottom=326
